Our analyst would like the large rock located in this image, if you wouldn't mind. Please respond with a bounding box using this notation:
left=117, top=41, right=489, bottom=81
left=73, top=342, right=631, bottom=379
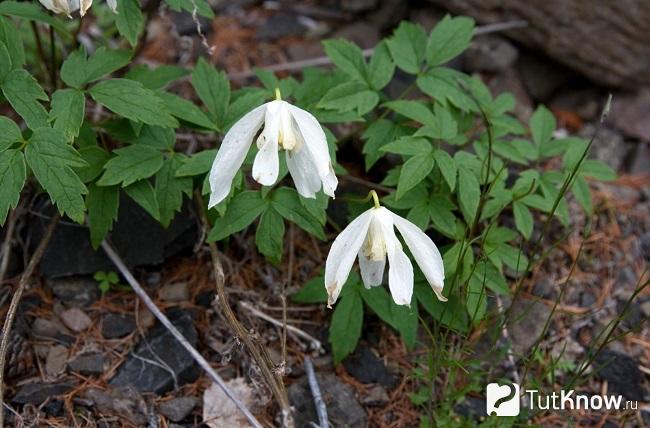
left=109, top=310, right=199, bottom=394
left=427, top=0, right=650, bottom=88
left=32, top=196, right=197, bottom=278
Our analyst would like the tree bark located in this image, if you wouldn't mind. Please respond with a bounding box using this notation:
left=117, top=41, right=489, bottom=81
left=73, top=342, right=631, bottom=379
left=428, top=0, right=650, bottom=88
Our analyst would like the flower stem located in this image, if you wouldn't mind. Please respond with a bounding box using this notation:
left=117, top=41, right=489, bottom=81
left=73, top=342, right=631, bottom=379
left=369, top=190, right=380, bottom=208
left=275, top=87, right=282, bottom=100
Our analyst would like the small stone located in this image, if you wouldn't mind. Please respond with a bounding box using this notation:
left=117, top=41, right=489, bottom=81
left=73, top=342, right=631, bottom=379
left=580, top=291, right=596, bottom=308
left=342, top=346, right=396, bottom=388
left=102, top=313, right=136, bottom=339
left=289, top=373, right=367, bottom=427
left=640, top=232, right=650, bottom=261
left=12, top=382, right=73, bottom=405
left=85, top=387, right=148, bottom=426
left=640, top=299, right=650, bottom=317
left=578, top=125, right=626, bottom=171
left=257, top=14, right=307, bottom=41
left=454, top=396, right=486, bottom=419
left=60, top=307, right=92, bottom=332
left=507, top=297, right=552, bottom=356
left=32, top=318, right=68, bottom=338
left=464, top=35, right=518, bottom=73
left=593, top=350, right=647, bottom=401
left=610, top=88, right=650, bottom=141
left=361, top=385, right=389, bottom=406
left=46, top=345, right=68, bottom=376
left=332, top=22, right=380, bottom=49
left=109, top=310, right=199, bottom=394
left=69, top=353, right=105, bottom=375
left=532, top=277, right=555, bottom=299
left=47, top=276, right=101, bottom=307
left=159, top=397, right=198, bottom=422
left=159, top=282, right=190, bottom=303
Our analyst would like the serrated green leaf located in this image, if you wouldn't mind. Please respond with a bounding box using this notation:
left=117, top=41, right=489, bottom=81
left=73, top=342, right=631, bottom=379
left=386, top=21, right=426, bottom=74
left=0, top=149, right=25, bottom=224
left=433, top=149, right=456, bottom=191
left=530, top=105, right=555, bottom=146
left=415, top=281, right=467, bottom=332
left=271, top=187, right=324, bottom=239
left=381, top=137, right=432, bottom=156
left=0, top=16, right=24, bottom=70
left=397, top=155, right=434, bottom=200
left=132, top=125, right=176, bottom=150
left=155, top=155, right=193, bottom=227
left=368, top=41, right=394, bottom=90
left=457, top=167, right=480, bottom=224
left=208, top=191, right=268, bottom=241
left=513, top=200, right=533, bottom=239
left=256, top=207, right=284, bottom=264
left=416, top=68, right=475, bottom=112
left=292, top=276, right=328, bottom=303
left=192, top=58, right=230, bottom=127
left=0, top=41, right=11, bottom=81
left=581, top=160, right=616, bottom=181
left=428, top=194, right=456, bottom=237
left=323, top=39, right=368, bottom=83
left=124, top=179, right=160, bottom=220
left=25, top=128, right=87, bottom=223
left=466, top=272, right=488, bottom=323
left=115, top=0, right=144, bottom=46
left=98, top=144, right=165, bottom=187
left=329, top=290, right=363, bottom=364
left=426, top=15, right=474, bottom=66
left=74, top=146, right=110, bottom=183
left=572, top=174, right=592, bottom=213
left=224, top=91, right=265, bottom=130
left=125, top=64, right=189, bottom=90
left=90, top=79, right=178, bottom=128
left=0, top=116, right=22, bottom=151
left=158, top=91, right=216, bottom=130
left=319, top=82, right=379, bottom=115
left=385, top=100, right=436, bottom=127
left=50, top=89, right=85, bottom=142
left=2, top=69, right=48, bottom=130
left=176, top=149, right=216, bottom=177
left=86, top=183, right=119, bottom=249
left=164, top=0, right=214, bottom=18
left=362, top=119, right=409, bottom=170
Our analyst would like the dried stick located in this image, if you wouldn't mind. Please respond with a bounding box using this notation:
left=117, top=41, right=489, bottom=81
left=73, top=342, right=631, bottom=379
left=195, top=194, right=293, bottom=427
left=0, top=205, right=20, bottom=285
left=239, top=301, right=322, bottom=352
left=0, top=213, right=60, bottom=428
left=228, top=20, right=528, bottom=80
left=303, top=357, right=329, bottom=428
left=100, top=241, right=263, bottom=428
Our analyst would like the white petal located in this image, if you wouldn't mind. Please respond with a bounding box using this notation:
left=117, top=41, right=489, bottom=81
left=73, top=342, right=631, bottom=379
left=252, top=104, right=281, bottom=186
left=391, top=212, right=446, bottom=301
left=106, top=0, right=117, bottom=12
left=358, top=248, right=385, bottom=288
left=286, top=148, right=321, bottom=199
left=79, top=0, right=92, bottom=15
left=252, top=134, right=279, bottom=186
left=376, top=208, right=414, bottom=306
left=208, top=104, right=267, bottom=208
left=324, top=209, right=373, bottom=307
left=288, top=104, right=338, bottom=197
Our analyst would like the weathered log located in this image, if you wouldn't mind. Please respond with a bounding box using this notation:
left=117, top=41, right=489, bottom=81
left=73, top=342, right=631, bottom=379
left=428, top=0, right=650, bottom=88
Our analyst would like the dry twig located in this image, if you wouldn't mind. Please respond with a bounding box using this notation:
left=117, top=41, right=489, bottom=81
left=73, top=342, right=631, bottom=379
left=100, top=240, right=263, bottom=428
left=303, top=356, right=329, bottom=428
left=0, top=213, right=60, bottom=428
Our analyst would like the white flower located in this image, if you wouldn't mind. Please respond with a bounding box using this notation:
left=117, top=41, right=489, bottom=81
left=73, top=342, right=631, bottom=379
left=324, top=198, right=446, bottom=307
left=39, top=0, right=117, bottom=17
left=208, top=93, right=338, bottom=208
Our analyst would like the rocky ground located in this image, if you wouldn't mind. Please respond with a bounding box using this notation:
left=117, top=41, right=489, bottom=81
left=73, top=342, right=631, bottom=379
left=1, top=0, right=649, bottom=427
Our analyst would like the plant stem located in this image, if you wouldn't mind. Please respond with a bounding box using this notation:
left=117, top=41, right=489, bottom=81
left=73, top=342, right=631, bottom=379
left=0, top=213, right=60, bottom=428
left=49, top=25, right=57, bottom=89
left=195, top=193, right=293, bottom=427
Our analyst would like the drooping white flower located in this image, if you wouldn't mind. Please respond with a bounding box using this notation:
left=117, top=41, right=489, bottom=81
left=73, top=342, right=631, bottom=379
left=325, top=195, right=446, bottom=307
left=39, top=0, right=117, bottom=17
left=208, top=92, right=338, bottom=208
